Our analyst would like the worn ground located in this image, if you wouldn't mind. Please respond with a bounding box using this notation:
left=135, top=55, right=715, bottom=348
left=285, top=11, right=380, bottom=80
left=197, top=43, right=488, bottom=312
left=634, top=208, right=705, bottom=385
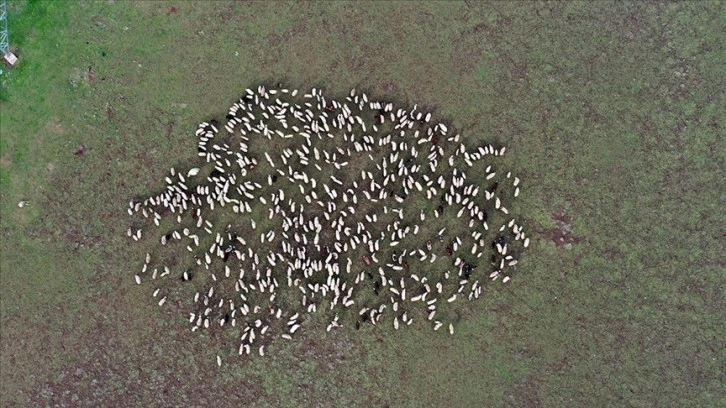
left=1, top=1, right=724, bottom=407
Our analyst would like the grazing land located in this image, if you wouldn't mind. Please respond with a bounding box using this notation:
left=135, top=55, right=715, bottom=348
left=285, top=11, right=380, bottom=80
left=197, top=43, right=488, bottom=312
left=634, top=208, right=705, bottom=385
left=1, top=1, right=724, bottom=407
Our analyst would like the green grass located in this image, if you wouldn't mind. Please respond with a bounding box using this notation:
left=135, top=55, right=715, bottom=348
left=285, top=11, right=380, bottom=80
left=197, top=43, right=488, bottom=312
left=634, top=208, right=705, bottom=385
left=1, top=1, right=725, bottom=407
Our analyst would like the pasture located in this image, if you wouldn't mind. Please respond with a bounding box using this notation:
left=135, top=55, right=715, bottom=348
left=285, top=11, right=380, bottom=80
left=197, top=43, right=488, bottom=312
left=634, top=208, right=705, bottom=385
left=1, top=1, right=724, bottom=406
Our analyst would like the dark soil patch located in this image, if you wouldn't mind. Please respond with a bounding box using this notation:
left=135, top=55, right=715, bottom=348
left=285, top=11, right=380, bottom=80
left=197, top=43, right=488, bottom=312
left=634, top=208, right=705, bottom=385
left=548, top=209, right=584, bottom=247
left=382, top=81, right=398, bottom=93
left=106, top=104, right=115, bottom=121
left=506, top=373, right=543, bottom=407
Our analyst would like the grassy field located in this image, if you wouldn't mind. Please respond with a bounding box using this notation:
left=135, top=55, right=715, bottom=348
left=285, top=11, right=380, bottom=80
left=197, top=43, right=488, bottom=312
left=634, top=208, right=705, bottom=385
left=1, top=1, right=724, bottom=406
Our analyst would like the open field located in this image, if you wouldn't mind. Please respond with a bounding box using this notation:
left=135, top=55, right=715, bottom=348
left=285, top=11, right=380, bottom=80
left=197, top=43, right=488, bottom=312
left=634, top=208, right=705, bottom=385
left=1, top=1, right=724, bottom=406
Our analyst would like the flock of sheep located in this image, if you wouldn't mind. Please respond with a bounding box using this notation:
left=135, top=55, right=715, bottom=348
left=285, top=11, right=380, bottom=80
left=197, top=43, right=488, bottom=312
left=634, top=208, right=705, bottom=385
left=126, top=84, right=529, bottom=364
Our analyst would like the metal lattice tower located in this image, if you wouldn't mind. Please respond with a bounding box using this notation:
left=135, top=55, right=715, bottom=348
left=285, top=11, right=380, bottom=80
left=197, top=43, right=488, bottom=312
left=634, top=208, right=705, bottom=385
left=0, top=0, right=8, bottom=56
left=1, top=0, right=17, bottom=70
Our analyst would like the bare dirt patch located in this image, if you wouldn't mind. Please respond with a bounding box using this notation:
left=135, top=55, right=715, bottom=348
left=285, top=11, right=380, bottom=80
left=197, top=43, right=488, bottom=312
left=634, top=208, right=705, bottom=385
left=44, top=120, right=66, bottom=135
left=506, top=373, right=543, bottom=407
left=548, top=209, right=584, bottom=248
left=0, top=155, right=12, bottom=168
